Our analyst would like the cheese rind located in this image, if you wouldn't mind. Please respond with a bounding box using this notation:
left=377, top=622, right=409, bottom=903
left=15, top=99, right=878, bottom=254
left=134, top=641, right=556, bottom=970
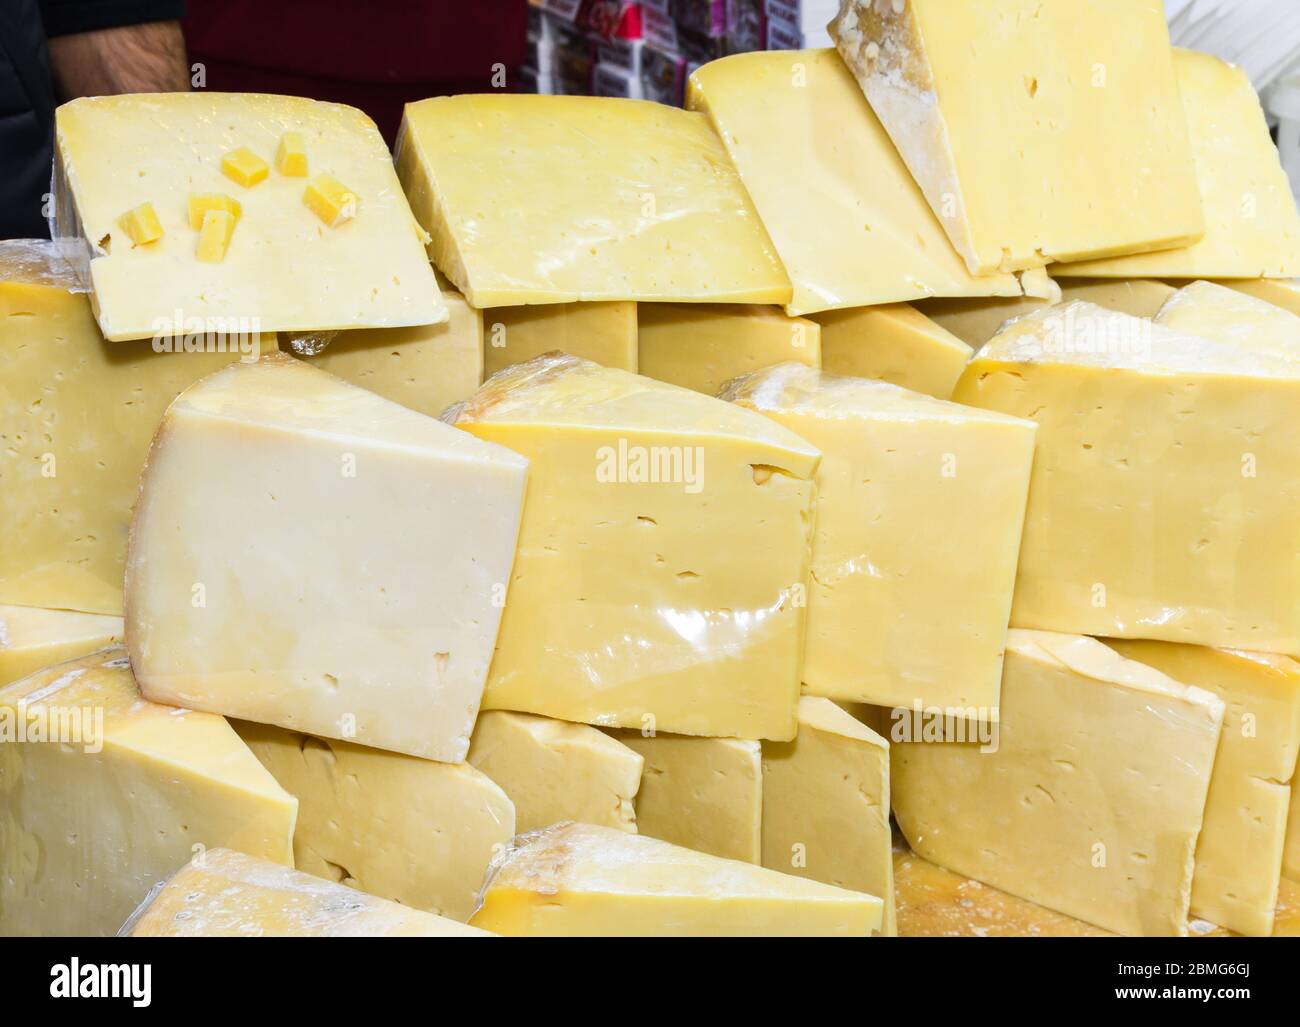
left=812, top=302, right=972, bottom=399
left=0, top=605, right=123, bottom=686
left=483, top=301, right=638, bottom=377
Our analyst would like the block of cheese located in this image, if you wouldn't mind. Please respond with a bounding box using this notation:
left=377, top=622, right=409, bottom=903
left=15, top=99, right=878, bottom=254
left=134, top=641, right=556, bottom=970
left=0, top=648, right=297, bottom=936
left=449, top=354, right=819, bottom=741
left=686, top=49, right=1022, bottom=315
left=637, top=303, right=820, bottom=395
left=892, top=630, right=1224, bottom=936
left=54, top=93, right=444, bottom=341
left=0, top=241, right=267, bottom=615
left=1155, top=279, right=1300, bottom=361
left=609, top=730, right=762, bottom=862
left=396, top=94, right=790, bottom=307
left=1057, top=50, right=1300, bottom=279
left=721, top=363, right=1034, bottom=710
left=0, top=605, right=122, bottom=687
left=483, top=301, right=638, bottom=377
left=1104, top=640, right=1300, bottom=936
left=467, top=711, right=642, bottom=834
left=1223, top=278, right=1300, bottom=316
left=125, top=849, right=490, bottom=937
left=1291, top=783, right=1300, bottom=883
left=125, top=354, right=527, bottom=761
left=954, top=302, right=1300, bottom=652
left=830, top=0, right=1203, bottom=275
left=234, top=722, right=514, bottom=921
left=914, top=295, right=1048, bottom=351
left=812, top=303, right=971, bottom=399
left=470, top=821, right=882, bottom=936
left=762, top=697, right=894, bottom=935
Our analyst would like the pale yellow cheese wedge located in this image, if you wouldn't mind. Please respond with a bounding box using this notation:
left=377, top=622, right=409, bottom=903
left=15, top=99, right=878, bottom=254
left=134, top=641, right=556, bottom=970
left=483, top=302, right=638, bottom=376
left=812, top=302, right=972, bottom=399
left=0, top=604, right=122, bottom=686
left=1222, top=278, right=1300, bottom=315
left=1155, top=279, right=1300, bottom=361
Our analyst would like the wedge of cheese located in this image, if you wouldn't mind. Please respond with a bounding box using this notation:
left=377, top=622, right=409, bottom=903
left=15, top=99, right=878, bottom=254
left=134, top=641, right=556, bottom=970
left=762, top=697, right=894, bottom=935
left=467, top=711, right=643, bottom=834
left=609, top=730, right=762, bottom=862
left=812, top=303, right=972, bottom=399
left=638, top=303, right=819, bottom=395
left=125, top=354, right=527, bottom=762
left=484, top=302, right=638, bottom=377
left=685, top=49, right=1021, bottom=314
left=892, top=630, right=1224, bottom=936
left=1155, top=279, right=1300, bottom=361
left=914, top=294, right=1048, bottom=351
left=0, top=605, right=123, bottom=687
left=470, top=821, right=882, bottom=936
left=830, top=0, right=1203, bottom=275
left=125, top=849, right=491, bottom=937
left=1105, top=640, right=1300, bottom=937
left=721, top=363, right=1034, bottom=710
left=1223, top=278, right=1300, bottom=316
left=1058, top=50, right=1300, bottom=279
left=954, top=302, right=1300, bottom=652
left=396, top=95, right=790, bottom=307
left=449, top=354, right=819, bottom=741
left=234, top=722, right=514, bottom=921
left=54, top=93, right=444, bottom=341
left=0, top=648, right=297, bottom=937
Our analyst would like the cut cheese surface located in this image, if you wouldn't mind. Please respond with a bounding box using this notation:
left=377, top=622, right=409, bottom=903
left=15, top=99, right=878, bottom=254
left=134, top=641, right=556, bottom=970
left=450, top=354, right=819, bottom=741
left=234, top=721, right=514, bottom=921
left=914, top=294, right=1047, bottom=351
left=125, top=849, right=490, bottom=937
left=0, top=647, right=297, bottom=937
left=396, top=94, right=790, bottom=307
left=125, top=354, right=527, bottom=762
left=686, top=49, right=1021, bottom=314
left=0, top=605, right=122, bottom=687
left=1223, top=277, right=1300, bottom=316
left=1155, top=279, right=1300, bottom=361
left=55, top=93, right=444, bottom=341
left=467, top=711, right=643, bottom=834
left=470, top=821, right=882, bottom=936
left=483, top=301, right=638, bottom=377
left=1058, top=50, right=1300, bottom=279
left=892, top=630, right=1224, bottom=937
left=812, top=302, right=972, bottom=399
left=721, top=363, right=1034, bottom=710
left=830, top=0, right=1203, bottom=274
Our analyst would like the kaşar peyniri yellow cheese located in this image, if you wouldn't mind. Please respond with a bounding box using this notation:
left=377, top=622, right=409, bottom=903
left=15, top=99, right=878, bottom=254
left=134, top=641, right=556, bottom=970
left=0, top=605, right=123, bottom=687
left=482, top=301, right=638, bottom=377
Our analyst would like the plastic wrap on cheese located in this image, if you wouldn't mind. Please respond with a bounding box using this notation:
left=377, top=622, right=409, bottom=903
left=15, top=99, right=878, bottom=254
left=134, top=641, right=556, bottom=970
left=0, top=238, right=88, bottom=292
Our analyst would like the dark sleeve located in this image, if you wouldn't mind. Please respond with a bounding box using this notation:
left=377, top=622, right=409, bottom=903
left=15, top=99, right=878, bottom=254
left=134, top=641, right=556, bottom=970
left=38, top=0, right=187, bottom=38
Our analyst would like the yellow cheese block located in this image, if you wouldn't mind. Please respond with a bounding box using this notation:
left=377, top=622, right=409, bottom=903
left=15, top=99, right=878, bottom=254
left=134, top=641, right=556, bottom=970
left=954, top=302, right=1300, bottom=652
left=117, top=202, right=162, bottom=246
left=125, top=354, right=527, bottom=762
left=55, top=93, right=444, bottom=341
left=0, top=647, right=297, bottom=936
left=125, top=849, right=491, bottom=937
left=830, top=1, right=1203, bottom=275
left=1058, top=50, right=1300, bottom=279
left=761, top=697, right=894, bottom=935
left=721, top=363, right=1034, bottom=710
left=892, top=630, right=1224, bottom=937
left=1291, top=783, right=1300, bottom=884
left=396, top=94, right=790, bottom=307
left=1155, top=279, right=1300, bottom=361
left=470, top=821, right=882, bottom=936
left=275, top=132, right=308, bottom=177
left=1105, top=640, right=1300, bottom=937
left=913, top=294, right=1047, bottom=351
left=685, top=49, right=1022, bottom=315
left=609, top=730, right=762, bottom=863
left=467, top=711, right=642, bottom=834
left=483, top=301, right=638, bottom=377
left=0, top=605, right=123, bottom=686
left=449, top=354, right=819, bottom=741
left=637, top=303, right=819, bottom=395
left=1223, top=277, right=1300, bottom=315
left=234, top=721, right=514, bottom=921
left=812, top=303, right=972, bottom=399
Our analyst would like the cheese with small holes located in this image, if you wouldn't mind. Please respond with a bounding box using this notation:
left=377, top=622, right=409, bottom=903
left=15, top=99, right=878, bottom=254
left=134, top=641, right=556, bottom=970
left=812, top=302, right=971, bottom=399
left=396, top=94, right=790, bottom=307
left=0, top=648, right=297, bottom=937
left=0, top=605, right=122, bottom=686
left=1223, top=278, right=1300, bottom=316
left=234, top=721, right=514, bottom=922
left=467, top=711, right=642, bottom=834
left=1155, top=280, right=1300, bottom=362
left=54, top=93, right=444, bottom=341
left=125, top=849, right=491, bottom=937
left=482, top=302, right=637, bottom=377
left=830, top=0, right=1203, bottom=275
left=449, top=354, right=818, bottom=741
left=470, top=821, right=882, bottom=936
left=125, top=354, right=527, bottom=762
left=891, top=630, right=1224, bottom=937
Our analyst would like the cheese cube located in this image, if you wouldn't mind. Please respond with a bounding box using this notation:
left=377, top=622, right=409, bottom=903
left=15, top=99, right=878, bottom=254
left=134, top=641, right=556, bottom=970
left=235, top=721, right=515, bottom=921
left=303, top=173, right=358, bottom=227
left=195, top=209, right=234, bottom=263
left=470, top=822, right=882, bottom=936
left=1156, top=279, right=1300, bottom=361
left=449, top=354, right=819, bottom=741
left=125, top=354, right=528, bottom=762
left=221, top=146, right=270, bottom=187
left=0, top=648, right=297, bottom=936
left=954, top=302, right=1300, bottom=652
left=812, top=303, right=971, bottom=399
left=721, top=363, right=1035, bottom=710
left=116, top=202, right=162, bottom=246
left=187, top=192, right=242, bottom=231
left=830, top=0, right=1203, bottom=274
left=467, top=711, right=643, bottom=834
left=275, top=131, right=308, bottom=176
left=0, top=605, right=122, bottom=686
left=891, top=630, right=1224, bottom=937
left=1223, top=278, right=1300, bottom=316
left=395, top=94, right=791, bottom=307
left=483, top=301, right=637, bottom=377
